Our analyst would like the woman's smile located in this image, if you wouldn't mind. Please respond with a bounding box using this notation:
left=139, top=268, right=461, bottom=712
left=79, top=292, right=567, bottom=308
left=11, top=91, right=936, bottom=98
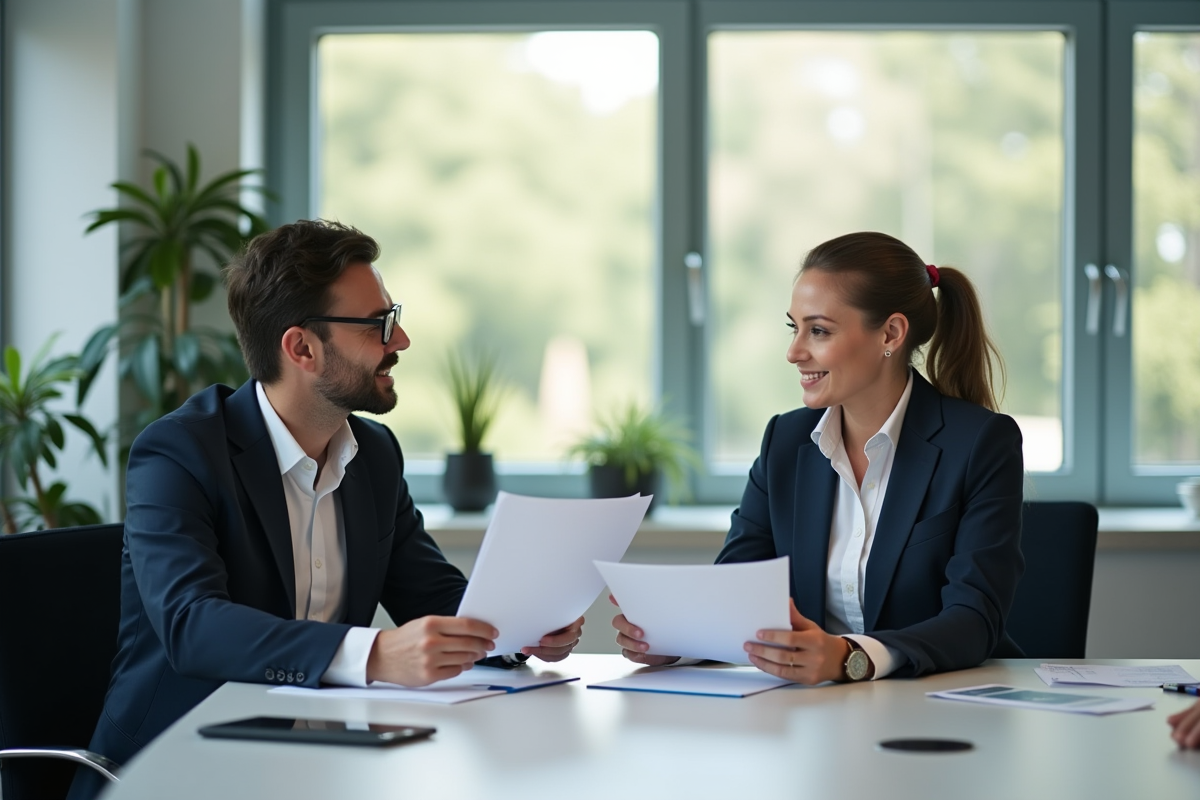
left=799, top=369, right=829, bottom=388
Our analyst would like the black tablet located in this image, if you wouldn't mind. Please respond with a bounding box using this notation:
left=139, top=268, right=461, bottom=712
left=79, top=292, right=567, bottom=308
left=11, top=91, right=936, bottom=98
left=198, top=716, right=436, bottom=747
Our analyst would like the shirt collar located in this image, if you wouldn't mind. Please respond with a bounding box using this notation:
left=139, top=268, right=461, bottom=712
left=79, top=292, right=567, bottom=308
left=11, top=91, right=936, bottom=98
left=810, top=369, right=915, bottom=457
left=255, top=381, right=359, bottom=476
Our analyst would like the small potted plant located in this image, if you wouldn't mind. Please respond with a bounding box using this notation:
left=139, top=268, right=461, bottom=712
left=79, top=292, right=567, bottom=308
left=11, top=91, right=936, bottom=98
left=442, top=351, right=504, bottom=512
left=568, top=401, right=698, bottom=511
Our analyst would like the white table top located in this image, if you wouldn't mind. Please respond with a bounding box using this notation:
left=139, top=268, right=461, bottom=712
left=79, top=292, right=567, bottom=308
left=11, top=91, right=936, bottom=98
left=101, top=655, right=1200, bottom=800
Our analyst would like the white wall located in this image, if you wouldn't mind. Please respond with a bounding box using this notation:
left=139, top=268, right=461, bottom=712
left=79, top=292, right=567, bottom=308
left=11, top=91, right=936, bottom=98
left=1088, top=549, right=1200, bottom=658
left=3, top=0, right=129, bottom=519
left=138, top=0, right=257, bottom=330
left=2, top=0, right=260, bottom=521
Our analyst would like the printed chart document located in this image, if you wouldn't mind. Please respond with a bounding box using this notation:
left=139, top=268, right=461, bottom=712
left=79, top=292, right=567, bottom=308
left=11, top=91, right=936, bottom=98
left=270, top=667, right=578, bottom=705
left=588, top=665, right=794, bottom=698
left=457, top=491, right=652, bottom=654
left=595, top=557, right=790, bottom=664
left=1034, top=663, right=1199, bottom=688
left=928, top=684, right=1154, bottom=715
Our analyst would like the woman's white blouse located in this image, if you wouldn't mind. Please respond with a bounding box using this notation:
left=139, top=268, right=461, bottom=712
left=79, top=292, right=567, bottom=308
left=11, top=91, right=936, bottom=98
left=810, top=371, right=914, bottom=679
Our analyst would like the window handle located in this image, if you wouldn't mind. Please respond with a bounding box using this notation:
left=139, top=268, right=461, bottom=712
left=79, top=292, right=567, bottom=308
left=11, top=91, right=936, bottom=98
left=685, top=251, right=704, bottom=326
left=1084, top=263, right=1101, bottom=335
left=1104, top=264, right=1129, bottom=337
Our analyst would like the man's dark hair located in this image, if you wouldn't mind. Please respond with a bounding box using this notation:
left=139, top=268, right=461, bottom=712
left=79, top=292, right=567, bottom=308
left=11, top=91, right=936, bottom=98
left=225, top=219, right=380, bottom=383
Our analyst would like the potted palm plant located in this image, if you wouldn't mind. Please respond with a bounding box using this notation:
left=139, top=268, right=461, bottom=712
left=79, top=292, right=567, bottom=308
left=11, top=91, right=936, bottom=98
left=77, top=144, right=269, bottom=450
left=0, top=336, right=107, bottom=532
left=568, top=401, right=698, bottom=511
left=442, top=351, right=504, bottom=512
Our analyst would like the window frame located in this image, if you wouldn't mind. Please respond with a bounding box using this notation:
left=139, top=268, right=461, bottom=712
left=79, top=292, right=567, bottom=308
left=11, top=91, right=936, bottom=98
left=690, top=1, right=1103, bottom=504
left=1102, top=1, right=1200, bottom=504
left=269, top=0, right=1198, bottom=507
left=268, top=0, right=690, bottom=501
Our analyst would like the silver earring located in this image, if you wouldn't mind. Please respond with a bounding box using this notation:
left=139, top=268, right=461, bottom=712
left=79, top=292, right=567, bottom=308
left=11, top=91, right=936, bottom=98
left=884, top=350, right=892, bottom=358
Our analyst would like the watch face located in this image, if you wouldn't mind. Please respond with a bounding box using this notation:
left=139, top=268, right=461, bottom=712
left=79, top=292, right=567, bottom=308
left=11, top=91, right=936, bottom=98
left=846, top=649, right=870, bottom=681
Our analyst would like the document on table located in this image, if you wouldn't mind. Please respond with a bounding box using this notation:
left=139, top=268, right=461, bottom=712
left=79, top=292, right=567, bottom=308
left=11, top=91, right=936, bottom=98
left=269, top=667, right=579, bottom=705
left=456, top=491, right=652, bottom=654
left=588, top=665, right=794, bottom=698
left=928, top=684, right=1154, bottom=715
left=1034, top=663, right=1199, bottom=688
left=595, top=557, right=791, bottom=664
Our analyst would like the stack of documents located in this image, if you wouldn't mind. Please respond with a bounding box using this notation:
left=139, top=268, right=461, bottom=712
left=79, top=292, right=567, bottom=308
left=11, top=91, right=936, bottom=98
left=928, top=684, right=1154, bottom=715
left=1033, top=663, right=1199, bottom=688
left=270, top=668, right=578, bottom=705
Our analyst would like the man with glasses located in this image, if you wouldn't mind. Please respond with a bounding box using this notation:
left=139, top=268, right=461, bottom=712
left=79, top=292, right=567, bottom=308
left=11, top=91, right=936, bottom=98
left=71, top=220, right=583, bottom=800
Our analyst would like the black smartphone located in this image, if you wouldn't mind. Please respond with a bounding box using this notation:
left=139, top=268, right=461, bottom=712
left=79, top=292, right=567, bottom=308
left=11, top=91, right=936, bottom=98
left=198, top=716, right=436, bottom=747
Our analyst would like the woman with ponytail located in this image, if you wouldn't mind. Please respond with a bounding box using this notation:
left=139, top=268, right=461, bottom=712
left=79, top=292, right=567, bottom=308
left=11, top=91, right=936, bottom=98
left=613, top=231, right=1024, bottom=682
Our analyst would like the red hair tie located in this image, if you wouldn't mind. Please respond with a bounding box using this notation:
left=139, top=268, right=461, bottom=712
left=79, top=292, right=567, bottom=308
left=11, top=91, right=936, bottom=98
left=926, top=264, right=940, bottom=288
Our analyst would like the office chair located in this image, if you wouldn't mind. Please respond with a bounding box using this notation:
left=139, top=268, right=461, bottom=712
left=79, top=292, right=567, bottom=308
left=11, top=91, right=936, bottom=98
left=0, top=523, right=124, bottom=800
left=1005, top=502, right=1099, bottom=659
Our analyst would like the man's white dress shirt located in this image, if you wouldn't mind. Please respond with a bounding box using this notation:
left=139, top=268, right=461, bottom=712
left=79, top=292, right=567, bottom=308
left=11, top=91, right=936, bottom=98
left=256, top=383, right=381, bottom=687
left=810, top=372, right=914, bottom=679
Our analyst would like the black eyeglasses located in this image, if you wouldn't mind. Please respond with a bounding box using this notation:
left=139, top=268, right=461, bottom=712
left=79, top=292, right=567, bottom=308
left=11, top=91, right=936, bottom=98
left=299, top=303, right=402, bottom=345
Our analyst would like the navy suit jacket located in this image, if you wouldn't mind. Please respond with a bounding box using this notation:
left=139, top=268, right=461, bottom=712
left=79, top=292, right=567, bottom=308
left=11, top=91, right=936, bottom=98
left=716, top=372, right=1025, bottom=677
left=84, top=382, right=467, bottom=768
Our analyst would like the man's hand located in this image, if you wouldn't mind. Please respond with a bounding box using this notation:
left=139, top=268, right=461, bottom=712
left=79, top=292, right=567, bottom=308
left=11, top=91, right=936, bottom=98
left=521, top=616, right=585, bottom=662
left=1168, top=699, right=1200, bottom=749
left=366, top=616, right=497, bottom=687
left=742, top=599, right=848, bottom=685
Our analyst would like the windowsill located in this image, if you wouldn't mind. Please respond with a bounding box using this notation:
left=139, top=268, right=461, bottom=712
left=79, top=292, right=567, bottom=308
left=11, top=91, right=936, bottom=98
left=423, top=504, right=732, bottom=551
left=423, top=505, right=1200, bottom=551
left=1092, top=507, right=1200, bottom=549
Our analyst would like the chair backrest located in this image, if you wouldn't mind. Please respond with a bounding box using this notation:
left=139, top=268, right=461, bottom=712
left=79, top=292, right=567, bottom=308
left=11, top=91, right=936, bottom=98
left=1006, top=502, right=1098, bottom=659
left=0, top=523, right=124, bottom=800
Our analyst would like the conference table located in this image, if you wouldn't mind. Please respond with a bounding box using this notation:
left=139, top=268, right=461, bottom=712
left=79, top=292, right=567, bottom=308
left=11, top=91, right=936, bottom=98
left=101, top=655, right=1200, bottom=800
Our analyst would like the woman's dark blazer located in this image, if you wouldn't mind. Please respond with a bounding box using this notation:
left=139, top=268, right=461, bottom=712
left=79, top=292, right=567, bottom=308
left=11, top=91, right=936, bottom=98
left=716, top=371, right=1025, bottom=677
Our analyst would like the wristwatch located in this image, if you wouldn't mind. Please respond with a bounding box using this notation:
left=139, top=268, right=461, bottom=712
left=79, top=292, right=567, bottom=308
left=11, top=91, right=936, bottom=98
left=841, top=637, right=874, bottom=682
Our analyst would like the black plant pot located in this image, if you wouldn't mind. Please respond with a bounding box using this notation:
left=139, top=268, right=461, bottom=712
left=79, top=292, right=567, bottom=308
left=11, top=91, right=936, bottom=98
left=588, top=464, right=660, bottom=512
left=443, top=452, right=497, bottom=512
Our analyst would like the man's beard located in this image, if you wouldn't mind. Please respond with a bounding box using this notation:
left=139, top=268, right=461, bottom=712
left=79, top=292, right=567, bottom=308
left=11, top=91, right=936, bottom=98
left=316, top=341, right=399, bottom=415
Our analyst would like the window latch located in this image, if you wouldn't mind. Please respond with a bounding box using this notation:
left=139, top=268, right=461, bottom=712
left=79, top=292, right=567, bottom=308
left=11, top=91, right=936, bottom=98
left=685, top=251, right=704, bottom=326
left=1104, top=264, right=1129, bottom=337
left=1083, top=263, right=1101, bottom=335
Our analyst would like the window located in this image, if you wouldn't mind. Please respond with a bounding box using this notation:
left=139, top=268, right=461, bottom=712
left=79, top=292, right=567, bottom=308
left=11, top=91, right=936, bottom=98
left=317, top=31, right=657, bottom=464
left=1131, top=31, right=1200, bottom=467
left=271, top=0, right=1200, bottom=506
left=707, top=30, right=1065, bottom=473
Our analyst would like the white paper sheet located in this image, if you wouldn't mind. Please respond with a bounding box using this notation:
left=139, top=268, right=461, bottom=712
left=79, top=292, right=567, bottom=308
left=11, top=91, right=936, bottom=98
left=927, top=684, right=1154, bottom=715
left=269, top=667, right=579, bottom=705
left=588, top=665, right=794, bottom=698
left=456, top=491, right=652, bottom=654
left=595, top=557, right=791, bottom=665
left=1034, top=663, right=1199, bottom=688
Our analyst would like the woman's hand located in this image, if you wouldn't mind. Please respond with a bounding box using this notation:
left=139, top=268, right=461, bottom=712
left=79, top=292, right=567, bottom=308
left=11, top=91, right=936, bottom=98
left=744, top=599, right=850, bottom=685
left=1168, top=700, right=1200, bottom=749
left=610, top=594, right=680, bottom=667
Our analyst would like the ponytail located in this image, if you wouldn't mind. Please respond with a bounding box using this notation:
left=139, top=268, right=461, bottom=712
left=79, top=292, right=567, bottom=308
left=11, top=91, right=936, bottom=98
left=800, top=232, right=1005, bottom=411
left=924, top=266, right=1005, bottom=412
